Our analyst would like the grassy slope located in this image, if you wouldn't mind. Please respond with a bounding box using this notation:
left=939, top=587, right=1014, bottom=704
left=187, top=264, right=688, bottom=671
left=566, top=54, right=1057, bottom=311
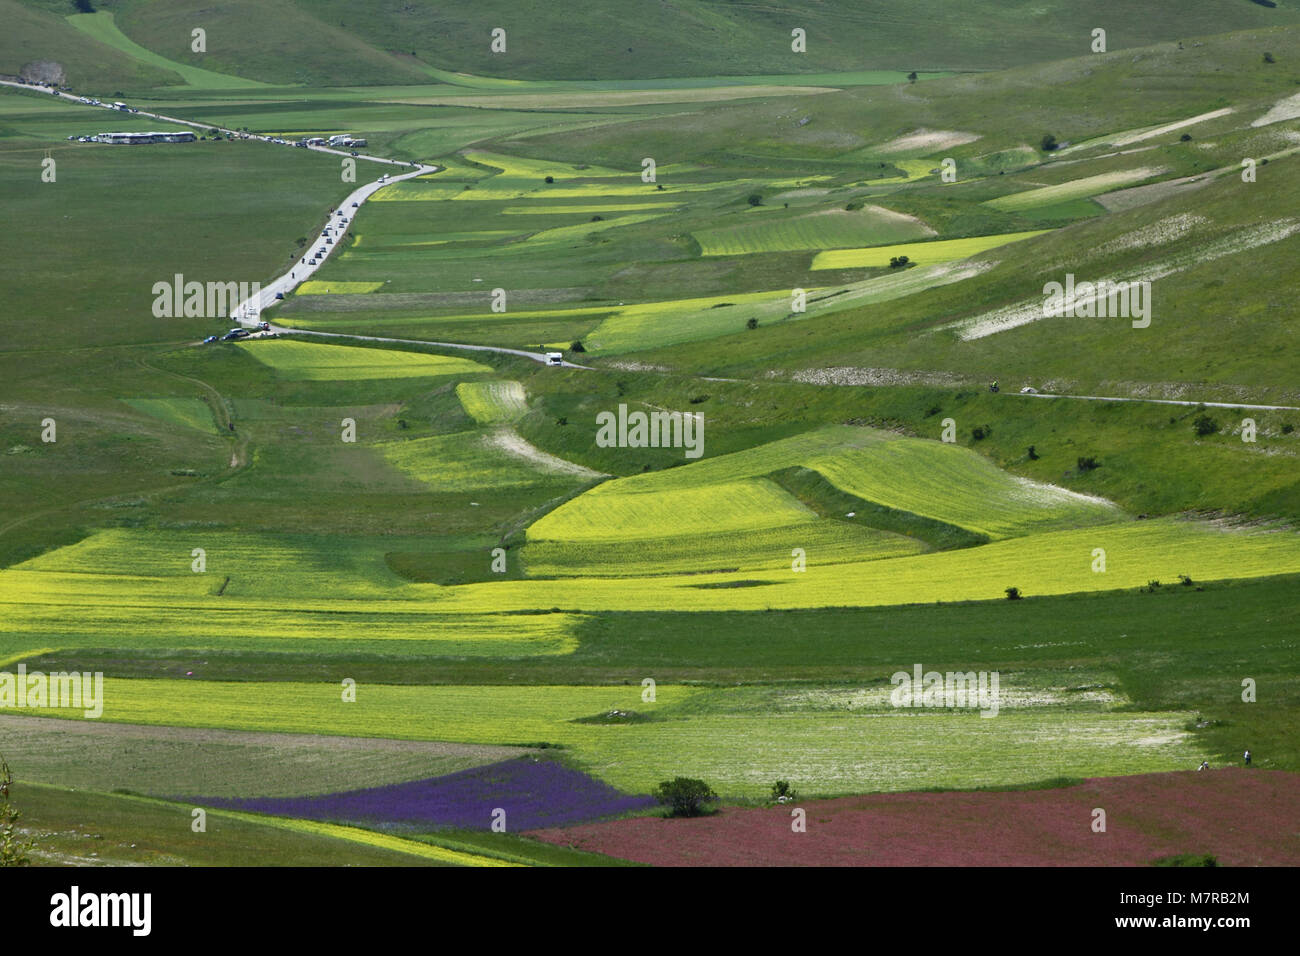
left=0, top=0, right=180, bottom=90
left=111, top=0, right=430, bottom=87
left=17, top=0, right=1294, bottom=87
left=306, top=0, right=1300, bottom=79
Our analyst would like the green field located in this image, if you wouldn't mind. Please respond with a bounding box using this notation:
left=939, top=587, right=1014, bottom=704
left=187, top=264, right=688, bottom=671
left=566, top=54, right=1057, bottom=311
left=456, top=380, right=529, bottom=424
left=694, top=205, right=933, bottom=256
left=235, top=339, right=492, bottom=380
left=8, top=677, right=1203, bottom=798
left=122, top=397, right=219, bottom=434
left=811, top=230, right=1052, bottom=270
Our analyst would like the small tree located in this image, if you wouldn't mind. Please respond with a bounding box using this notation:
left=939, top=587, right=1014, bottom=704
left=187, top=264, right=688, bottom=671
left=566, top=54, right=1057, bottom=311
left=746, top=317, right=759, bottom=330
left=907, top=71, right=918, bottom=83
left=747, top=193, right=763, bottom=206
left=1041, top=133, right=1059, bottom=152
left=1264, top=52, right=1275, bottom=64
left=570, top=340, right=586, bottom=353
left=544, top=175, right=554, bottom=183
left=770, top=780, right=798, bottom=802
left=0, top=754, right=35, bottom=867
left=1077, top=456, right=1100, bottom=471
left=655, top=777, right=718, bottom=817
left=1193, top=414, right=1219, bottom=436
left=1005, top=587, right=1023, bottom=600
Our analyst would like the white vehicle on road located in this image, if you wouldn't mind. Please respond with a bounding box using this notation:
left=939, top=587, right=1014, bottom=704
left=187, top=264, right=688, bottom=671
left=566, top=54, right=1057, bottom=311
left=545, top=352, right=564, bottom=367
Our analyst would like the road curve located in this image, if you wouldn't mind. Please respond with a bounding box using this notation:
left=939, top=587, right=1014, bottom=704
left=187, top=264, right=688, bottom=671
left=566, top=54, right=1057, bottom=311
left=228, top=162, right=437, bottom=322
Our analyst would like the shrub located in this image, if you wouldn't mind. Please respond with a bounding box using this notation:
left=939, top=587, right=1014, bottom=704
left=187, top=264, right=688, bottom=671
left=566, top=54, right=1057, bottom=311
left=770, top=780, right=799, bottom=802
left=590, top=215, right=604, bottom=222
left=1264, top=51, right=1276, bottom=63
left=746, top=317, right=759, bottom=330
left=1180, top=133, right=1193, bottom=142
left=1077, top=456, right=1100, bottom=471
left=1283, top=423, right=1294, bottom=434
left=1005, top=587, right=1023, bottom=600
left=907, top=71, right=918, bottom=82
left=555, top=417, right=568, bottom=426
left=570, top=340, right=585, bottom=353
left=655, top=777, right=718, bottom=817
left=747, top=193, right=763, bottom=207
left=1193, top=414, right=1219, bottom=436
left=688, top=394, right=709, bottom=404
left=1, top=755, right=35, bottom=867
left=544, top=175, right=554, bottom=183
left=1041, top=134, right=1059, bottom=151
left=1143, top=580, right=1163, bottom=593
left=1027, top=445, right=1039, bottom=460
left=845, top=200, right=865, bottom=211
left=1178, top=574, right=1194, bottom=587
left=971, top=425, right=990, bottom=441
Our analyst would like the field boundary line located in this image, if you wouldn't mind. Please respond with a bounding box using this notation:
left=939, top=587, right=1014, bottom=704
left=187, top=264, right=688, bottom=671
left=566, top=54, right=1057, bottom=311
left=1016, top=392, right=1300, bottom=412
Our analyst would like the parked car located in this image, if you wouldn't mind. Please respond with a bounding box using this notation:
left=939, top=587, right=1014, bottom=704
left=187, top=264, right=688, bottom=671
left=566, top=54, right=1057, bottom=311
left=203, top=335, right=218, bottom=344
left=274, top=292, right=284, bottom=299
left=351, top=202, right=358, bottom=207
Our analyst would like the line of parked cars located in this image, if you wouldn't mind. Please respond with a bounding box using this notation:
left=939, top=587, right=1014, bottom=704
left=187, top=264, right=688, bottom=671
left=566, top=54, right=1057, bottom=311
left=204, top=322, right=272, bottom=344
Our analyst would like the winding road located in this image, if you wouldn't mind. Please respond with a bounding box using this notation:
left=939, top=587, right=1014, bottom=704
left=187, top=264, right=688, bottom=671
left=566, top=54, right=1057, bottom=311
left=4, top=78, right=1290, bottom=392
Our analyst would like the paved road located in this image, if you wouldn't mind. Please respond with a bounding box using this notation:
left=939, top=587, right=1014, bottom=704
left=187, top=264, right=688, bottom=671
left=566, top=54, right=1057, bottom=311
left=228, top=162, right=436, bottom=323
left=0, top=78, right=420, bottom=169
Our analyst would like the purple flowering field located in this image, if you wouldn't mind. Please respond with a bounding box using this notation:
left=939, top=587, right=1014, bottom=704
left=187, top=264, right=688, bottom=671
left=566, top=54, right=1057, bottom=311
left=192, top=758, right=655, bottom=831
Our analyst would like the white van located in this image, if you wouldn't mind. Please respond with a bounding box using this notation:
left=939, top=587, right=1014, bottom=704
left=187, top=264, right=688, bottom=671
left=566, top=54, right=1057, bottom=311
left=545, top=352, right=563, bottom=367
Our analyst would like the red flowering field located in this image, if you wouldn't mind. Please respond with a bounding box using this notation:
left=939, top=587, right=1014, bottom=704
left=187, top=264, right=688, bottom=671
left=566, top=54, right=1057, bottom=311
left=528, top=770, right=1300, bottom=866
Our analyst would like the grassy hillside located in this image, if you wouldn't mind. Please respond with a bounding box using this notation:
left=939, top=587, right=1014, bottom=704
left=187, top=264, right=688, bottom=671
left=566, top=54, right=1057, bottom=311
left=306, top=0, right=1300, bottom=80
left=0, top=0, right=180, bottom=89
left=13, top=0, right=1299, bottom=87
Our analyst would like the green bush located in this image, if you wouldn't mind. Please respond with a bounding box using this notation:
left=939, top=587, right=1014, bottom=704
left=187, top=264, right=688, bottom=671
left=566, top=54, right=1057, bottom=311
left=770, top=780, right=798, bottom=802
left=655, top=777, right=718, bottom=817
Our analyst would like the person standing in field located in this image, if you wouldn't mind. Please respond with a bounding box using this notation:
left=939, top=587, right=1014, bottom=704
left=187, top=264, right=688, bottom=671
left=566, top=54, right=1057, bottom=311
left=1197, top=760, right=1209, bottom=771
left=1244, top=749, right=1252, bottom=766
